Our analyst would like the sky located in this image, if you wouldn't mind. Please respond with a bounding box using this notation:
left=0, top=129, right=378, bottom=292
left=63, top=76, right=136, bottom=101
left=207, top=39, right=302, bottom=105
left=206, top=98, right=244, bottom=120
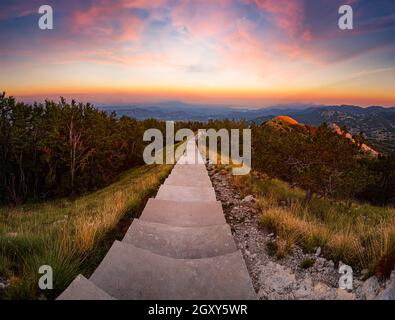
left=0, top=0, right=394, bottom=107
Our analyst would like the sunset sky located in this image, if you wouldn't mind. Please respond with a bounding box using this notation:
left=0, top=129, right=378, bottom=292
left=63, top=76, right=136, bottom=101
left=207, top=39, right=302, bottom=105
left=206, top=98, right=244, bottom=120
left=0, top=0, right=394, bottom=107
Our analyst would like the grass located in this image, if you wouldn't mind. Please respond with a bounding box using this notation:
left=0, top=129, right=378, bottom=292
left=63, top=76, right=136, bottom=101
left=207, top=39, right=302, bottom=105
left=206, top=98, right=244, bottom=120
left=0, top=163, right=172, bottom=299
left=230, top=173, right=395, bottom=278
left=300, top=258, right=316, bottom=269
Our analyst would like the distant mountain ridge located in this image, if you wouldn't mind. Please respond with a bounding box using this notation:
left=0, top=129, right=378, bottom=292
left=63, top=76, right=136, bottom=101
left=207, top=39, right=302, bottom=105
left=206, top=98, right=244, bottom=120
left=99, top=102, right=326, bottom=121
left=285, top=106, right=395, bottom=153
left=99, top=102, right=395, bottom=152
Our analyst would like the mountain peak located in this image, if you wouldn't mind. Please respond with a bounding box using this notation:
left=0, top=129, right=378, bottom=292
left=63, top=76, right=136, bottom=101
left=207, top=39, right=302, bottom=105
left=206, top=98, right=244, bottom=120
left=274, top=116, right=300, bottom=125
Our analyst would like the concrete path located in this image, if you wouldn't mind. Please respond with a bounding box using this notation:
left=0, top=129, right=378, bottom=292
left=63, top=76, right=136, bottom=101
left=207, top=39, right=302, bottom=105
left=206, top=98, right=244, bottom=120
left=58, top=137, right=256, bottom=300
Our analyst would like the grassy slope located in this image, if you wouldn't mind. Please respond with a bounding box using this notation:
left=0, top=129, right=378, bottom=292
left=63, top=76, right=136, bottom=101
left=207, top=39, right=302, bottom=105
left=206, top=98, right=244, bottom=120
left=0, top=163, right=172, bottom=299
left=228, top=170, right=395, bottom=278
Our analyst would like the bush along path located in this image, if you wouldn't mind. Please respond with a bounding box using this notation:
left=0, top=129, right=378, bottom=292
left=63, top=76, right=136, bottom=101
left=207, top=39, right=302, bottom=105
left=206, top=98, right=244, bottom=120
left=57, top=138, right=256, bottom=300
left=207, top=165, right=395, bottom=300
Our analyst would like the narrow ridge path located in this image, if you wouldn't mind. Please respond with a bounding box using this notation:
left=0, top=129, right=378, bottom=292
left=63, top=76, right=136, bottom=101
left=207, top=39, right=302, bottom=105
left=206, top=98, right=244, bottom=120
left=58, top=137, right=256, bottom=300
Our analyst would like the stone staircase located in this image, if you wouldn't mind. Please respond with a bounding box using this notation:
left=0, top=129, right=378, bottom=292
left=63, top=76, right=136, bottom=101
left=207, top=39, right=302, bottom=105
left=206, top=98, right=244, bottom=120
left=57, top=138, right=256, bottom=300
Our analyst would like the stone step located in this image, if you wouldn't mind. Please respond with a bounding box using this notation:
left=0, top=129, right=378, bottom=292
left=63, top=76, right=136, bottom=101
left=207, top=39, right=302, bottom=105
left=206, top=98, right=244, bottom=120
left=174, top=164, right=207, bottom=170
left=177, top=150, right=205, bottom=162
left=166, top=172, right=211, bottom=183
left=89, top=241, right=256, bottom=300
left=156, top=185, right=216, bottom=202
left=173, top=165, right=208, bottom=173
left=164, top=175, right=212, bottom=187
left=140, top=199, right=226, bottom=227
left=171, top=166, right=209, bottom=174
left=123, top=219, right=236, bottom=259
left=57, top=275, right=115, bottom=300
left=177, top=157, right=205, bottom=165
left=169, top=171, right=210, bottom=181
left=170, top=172, right=209, bottom=179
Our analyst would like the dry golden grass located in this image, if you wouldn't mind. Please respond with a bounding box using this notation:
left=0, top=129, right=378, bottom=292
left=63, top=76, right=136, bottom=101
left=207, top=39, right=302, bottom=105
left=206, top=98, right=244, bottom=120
left=0, top=164, right=172, bottom=299
left=229, top=171, right=395, bottom=277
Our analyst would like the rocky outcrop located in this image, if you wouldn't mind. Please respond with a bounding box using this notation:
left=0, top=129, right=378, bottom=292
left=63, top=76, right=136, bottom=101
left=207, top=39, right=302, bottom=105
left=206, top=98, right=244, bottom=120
left=330, top=123, right=379, bottom=157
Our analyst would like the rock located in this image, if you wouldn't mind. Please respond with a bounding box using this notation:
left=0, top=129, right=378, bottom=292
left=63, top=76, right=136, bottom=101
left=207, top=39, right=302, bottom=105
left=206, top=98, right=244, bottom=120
left=336, top=288, right=356, bottom=300
left=294, top=278, right=313, bottom=299
left=314, top=257, right=326, bottom=269
left=377, top=277, right=395, bottom=300
left=242, top=195, right=256, bottom=204
left=230, top=207, right=239, bottom=214
left=258, top=262, right=296, bottom=299
left=258, top=290, right=293, bottom=300
left=312, top=282, right=336, bottom=300
left=360, top=276, right=380, bottom=300
left=315, top=247, right=321, bottom=257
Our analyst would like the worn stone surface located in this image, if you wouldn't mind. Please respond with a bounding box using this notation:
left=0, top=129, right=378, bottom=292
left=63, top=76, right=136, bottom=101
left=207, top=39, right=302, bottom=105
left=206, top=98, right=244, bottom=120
left=90, top=241, right=256, bottom=300
left=165, top=174, right=212, bottom=187
left=140, top=199, right=226, bottom=227
left=123, top=219, right=237, bottom=259
left=169, top=170, right=211, bottom=181
left=156, top=185, right=217, bottom=202
left=57, top=275, right=115, bottom=300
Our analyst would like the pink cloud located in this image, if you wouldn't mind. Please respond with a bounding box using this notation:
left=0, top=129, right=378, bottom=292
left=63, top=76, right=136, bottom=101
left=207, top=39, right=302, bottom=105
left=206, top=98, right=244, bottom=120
left=250, top=0, right=307, bottom=38
left=69, top=0, right=168, bottom=43
left=220, top=19, right=271, bottom=71
left=167, top=0, right=320, bottom=75
left=170, top=0, right=238, bottom=39
left=71, top=1, right=145, bottom=41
